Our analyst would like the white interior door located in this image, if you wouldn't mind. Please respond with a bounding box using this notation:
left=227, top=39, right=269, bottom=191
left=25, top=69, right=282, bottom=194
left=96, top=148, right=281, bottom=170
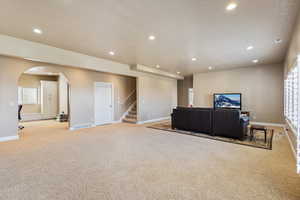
left=41, top=81, right=58, bottom=118
left=94, top=82, right=113, bottom=125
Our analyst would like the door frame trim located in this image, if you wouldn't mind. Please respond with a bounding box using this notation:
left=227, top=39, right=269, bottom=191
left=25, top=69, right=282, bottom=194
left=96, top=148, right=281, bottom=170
left=40, top=80, right=59, bottom=116
left=94, top=82, right=114, bottom=126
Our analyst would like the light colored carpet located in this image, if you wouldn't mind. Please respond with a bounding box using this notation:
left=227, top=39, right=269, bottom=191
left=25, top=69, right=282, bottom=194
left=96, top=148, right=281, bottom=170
left=0, top=120, right=299, bottom=200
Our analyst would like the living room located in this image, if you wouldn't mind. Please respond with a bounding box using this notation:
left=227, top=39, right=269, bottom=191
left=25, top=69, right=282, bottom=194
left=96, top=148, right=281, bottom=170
left=0, top=1, right=299, bottom=199
left=170, top=63, right=283, bottom=149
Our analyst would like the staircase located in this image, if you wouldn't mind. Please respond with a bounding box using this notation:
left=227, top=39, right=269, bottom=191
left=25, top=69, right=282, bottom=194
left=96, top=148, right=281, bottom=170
left=123, top=104, right=137, bottom=123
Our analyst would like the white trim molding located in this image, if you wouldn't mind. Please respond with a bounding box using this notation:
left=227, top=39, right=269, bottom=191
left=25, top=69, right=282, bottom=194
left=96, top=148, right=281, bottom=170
left=0, top=135, right=19, bottom=143
left=284, top=127, right=297, bottom=160
left=137, top=116, right=171, bottom=124
left=250, top=121, right=285, bottom=127
left=69, top=123, right=95, bottom=131
left=70, top=120, right=123, bottom=131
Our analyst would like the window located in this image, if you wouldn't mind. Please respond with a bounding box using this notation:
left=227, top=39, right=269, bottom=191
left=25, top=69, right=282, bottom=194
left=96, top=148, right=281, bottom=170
left=284, top=61, right=300, bottom=174
left=18, top=87, right=23, bottom=104
left=284, top=66, right=299, bottom=132
left=18, top=87, right=39, bottom=105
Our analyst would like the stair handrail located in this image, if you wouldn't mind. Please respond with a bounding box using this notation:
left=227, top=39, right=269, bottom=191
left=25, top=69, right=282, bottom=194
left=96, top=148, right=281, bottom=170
left=120, top=89, right=136, bottom=106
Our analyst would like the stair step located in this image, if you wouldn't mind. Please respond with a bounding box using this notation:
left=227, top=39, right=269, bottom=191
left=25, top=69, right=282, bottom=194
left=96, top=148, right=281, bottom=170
left=129, top=111, right=137, bottom=115
left=123, top=118, right=137, bottom=123
left=126, top=114, right=137, bottom=119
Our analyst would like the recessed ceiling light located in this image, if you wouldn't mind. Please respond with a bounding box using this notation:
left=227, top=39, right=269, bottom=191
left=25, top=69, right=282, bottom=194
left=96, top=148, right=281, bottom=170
left=177, top=71, right=181, bottom=74
left=109, top=51, right=115, bottom=56
left=247, top=46, right=254, bottom=50
left=274, top=39, right=282, bottom=44
left=156, top=65, right=160, bottom=68
left=33, top=28, right=42, bottom=34
left=226, top=2, right=238, bottom=11
left=208, top=66, right=213, bottom=70
left=252, top=59, right=259, bottom=63
left=148, top=35, right=156, bottom=40
left=192, top=58, right=197, bottom=61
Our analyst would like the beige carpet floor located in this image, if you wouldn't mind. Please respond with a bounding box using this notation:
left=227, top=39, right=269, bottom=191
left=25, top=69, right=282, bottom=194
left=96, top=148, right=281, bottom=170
left=0, top=120, right=299, bottom=200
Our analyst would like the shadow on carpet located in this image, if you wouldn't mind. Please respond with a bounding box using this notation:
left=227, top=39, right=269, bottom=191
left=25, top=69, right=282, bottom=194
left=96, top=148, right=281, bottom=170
left=148, top=122, right=274, bottom=150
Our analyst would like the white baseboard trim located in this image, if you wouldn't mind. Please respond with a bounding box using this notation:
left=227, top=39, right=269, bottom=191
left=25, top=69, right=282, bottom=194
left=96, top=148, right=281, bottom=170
left=111, top=120, right=122, bottom=124
left=0, top=135, right=19, bottom=143
left=137, top=116, right=170, bottom=124
left=284, top=128, right=297, bottom=160
left=92, top=120, right=122, bottom=128
left=69, top=123, right=94, bottom=131
left=252, top=121, right=297, bottom=161
left=250, top=121, right=285, bottom=127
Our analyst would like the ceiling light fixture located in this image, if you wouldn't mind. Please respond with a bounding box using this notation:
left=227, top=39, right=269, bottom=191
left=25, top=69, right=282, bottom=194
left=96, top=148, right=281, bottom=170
left=208, top=66, right=213, bottom=70
left=156, top=65, right=160, bottom=68
left=226, top=2, right=238, bottom=11
left=33, top=28, right=42, bottom=34
left=247, top=46, right=254, bottom=50
left=109, top=51, right=115, bottom=56
left=192, top=58, right=197, bottom=61
left=274, top=38, right=282, bottom=44
left=252, top=59, right=259, bottom=63
left=177, top=71, right=181, bottom=74
left=148, top=35, right=156, bottom=40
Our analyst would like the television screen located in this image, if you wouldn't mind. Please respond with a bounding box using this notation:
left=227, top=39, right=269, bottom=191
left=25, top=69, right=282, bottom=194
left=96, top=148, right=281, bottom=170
left=214, top=93, right=241, bottom=109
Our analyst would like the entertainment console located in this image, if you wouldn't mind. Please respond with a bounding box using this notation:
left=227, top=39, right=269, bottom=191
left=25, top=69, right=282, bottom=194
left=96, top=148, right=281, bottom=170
left=171, top=107, right=249, bottom=140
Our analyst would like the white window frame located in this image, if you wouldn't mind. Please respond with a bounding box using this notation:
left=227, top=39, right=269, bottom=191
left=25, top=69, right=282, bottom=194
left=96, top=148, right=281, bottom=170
left=284, top=64, right=299, bottom=133
left=284, top=56, right=300, bottom=174
left=18, top=87, right=40, bottom=105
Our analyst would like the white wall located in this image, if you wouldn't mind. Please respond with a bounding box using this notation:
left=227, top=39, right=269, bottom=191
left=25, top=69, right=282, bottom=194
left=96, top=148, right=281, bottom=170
left=137, top=76, right=177, bottom=122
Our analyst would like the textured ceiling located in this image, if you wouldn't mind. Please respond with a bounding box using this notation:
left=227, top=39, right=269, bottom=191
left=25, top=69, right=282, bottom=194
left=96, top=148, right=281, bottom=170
left=0, top=0, right=299, bottom=75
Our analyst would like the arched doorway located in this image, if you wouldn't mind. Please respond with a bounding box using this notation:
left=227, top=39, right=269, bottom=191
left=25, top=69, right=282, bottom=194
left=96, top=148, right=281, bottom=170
left=17, top=66, right=71, bottom=132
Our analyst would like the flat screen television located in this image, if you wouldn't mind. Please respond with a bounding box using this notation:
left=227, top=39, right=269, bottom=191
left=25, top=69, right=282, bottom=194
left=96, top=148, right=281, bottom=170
left=214, top=93, right=241, bottom=110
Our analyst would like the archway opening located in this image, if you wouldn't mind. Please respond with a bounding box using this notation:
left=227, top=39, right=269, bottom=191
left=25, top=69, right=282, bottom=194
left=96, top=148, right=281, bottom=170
left=17, top=66, right=71, bottom=133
